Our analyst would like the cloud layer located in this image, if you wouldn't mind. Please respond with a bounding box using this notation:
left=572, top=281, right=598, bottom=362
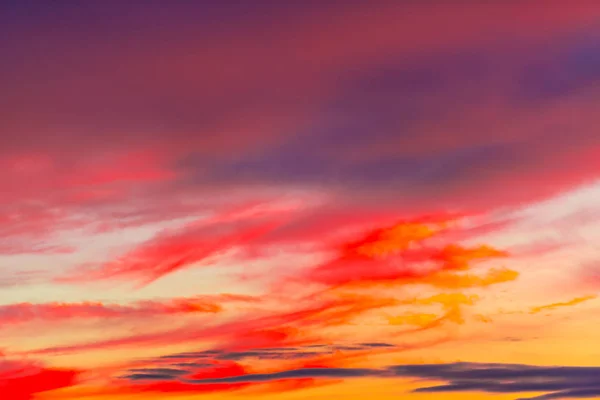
left=118, top=361, right=600, bottom=399
left=2, top=2, right=600, bottom=400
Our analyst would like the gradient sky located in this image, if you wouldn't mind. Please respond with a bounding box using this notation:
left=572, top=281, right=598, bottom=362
left=2, top=2, right=600, bottom=399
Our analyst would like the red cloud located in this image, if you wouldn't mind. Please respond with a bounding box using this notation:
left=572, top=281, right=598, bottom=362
left=0, top=296, right=237, bottom=326
left=23, top=292, right=391, bottom=356
left=131, top=360, right=250, bottom=394
left=59, top=208, right=471, bottom=288
left=0, top=359, right=80, bottom=400
left=61, top=219, right=286, bottom=287
left=218, top=327, right=300, bottom=352
left=89, top=360, right=250, bottom=397
left=29, top=215, right=512, bottom=358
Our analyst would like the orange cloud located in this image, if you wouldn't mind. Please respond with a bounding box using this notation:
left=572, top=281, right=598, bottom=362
left=304, top=217, right=508, bottom=288
left=530, top=295, right=597, bottom=314
left=388, top=293, right=480, bottom=327
left=414, top=267, right=519, bottom=289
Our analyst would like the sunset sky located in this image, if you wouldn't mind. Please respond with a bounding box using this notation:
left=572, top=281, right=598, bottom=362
left=2, top=2, right=600, bottom=399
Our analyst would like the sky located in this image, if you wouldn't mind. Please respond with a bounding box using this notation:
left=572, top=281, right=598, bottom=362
left=2, top=1, right=600, bottom=399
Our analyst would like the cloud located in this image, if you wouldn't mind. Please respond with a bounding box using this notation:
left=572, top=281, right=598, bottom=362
left=388, top=293, right=481, bottom=327
left=23, top=292, right=401, bottom=356
left=2, top=3, right=600, bottom=399
left=117, top=355, right=380, bottom=394
left=60, top=218, right=287, bottom=287
left=2, top=2, right=600, bottom=265
left=214, top=349, right=323, bottom=361
left=57, top=208, right=507, bottom=293
left=117, top=361, right=600, bottom=399
left=576, top=264, right=600, bottom=292
left=295, top=218, right=513, bottom=299
left=0, top=295, right=249, bottom=325
left=119, top=359, right=250, bottom=394
left=0, top=358, right=80, bottom=400
left=0, top=270, right=45, bottom=289
left=416, top=267, right=519, bottom=289
left=0, top=150, right=178, bottom=255
left=154, top=343, right=395, bottom=364
left=25, top=215, right=511, bottom=359
left=58, top=196, right=321, bottom=286
left=530, top=295, right=597, bottom=314
left=359, top=342, right=395, bottom=348
left=125, top=367, right=192, bottom=382
left=396, top=362, right=600, bottom=400
left=184, top=367, right=382, bottom=384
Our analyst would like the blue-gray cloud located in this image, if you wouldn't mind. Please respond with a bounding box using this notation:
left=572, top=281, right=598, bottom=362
left=127, top=368, right=191, bottom=377
left=184, top=367, right=382, bottom=384
left=3, top=0, right=600, bottom=217
left=122, top=361, right=600, bottom=399
left=400, top=363, right=600, bottom=399
left=154, top=342, right=395, bottom=364
left=395, top=362, right=600, bottom=399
